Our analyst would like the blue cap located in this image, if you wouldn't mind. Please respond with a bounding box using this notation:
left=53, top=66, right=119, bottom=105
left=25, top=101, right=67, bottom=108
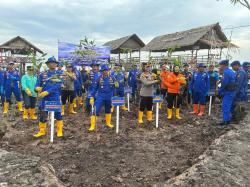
left=231, top=61, right=241, bottom=66
left=46, top=56, right=58, bottom=64
left=100, top=64, right=109, bottom=71
left=219, top=59, right=229, bottom=66
left=197, top=63, right=206, bottom=68
left=242, top=62, right=250, bottom=67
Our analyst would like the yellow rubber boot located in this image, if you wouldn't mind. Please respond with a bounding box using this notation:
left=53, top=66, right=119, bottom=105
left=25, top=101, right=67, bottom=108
left=61, top=105, right=65, bottom=116
left=33, top=122, right=46, bottom=138
left=69, top=103, right=77, bottom=114
left=29, top=108, right=38, bottom=120
left=17, top=101, right=23, bottom=112
left=105, top=114, right=114, bottom=128
left=23, top=108, right=29, bottom=120
left=167, top=108, right=173, bottom=119
left=73, top=98, right=77, bottom=108
left=121, top=105, right=128, bottom=111
left=56, top=120, right=63, bottom=137
left=77, top=96, right=83, bottom=106
left=111, top=106, right=115, bottom=113
left=175, top=108, right=182, bottom=119
left=147, top=111, right=153, bottom=122
left=88, top=115, right=96, bottom=131
left=138, top=111, right=143, bottom=124
left=3, top=102, right=9, bottom=114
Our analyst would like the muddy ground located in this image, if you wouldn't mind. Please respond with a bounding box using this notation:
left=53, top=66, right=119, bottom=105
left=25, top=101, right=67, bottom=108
left=0, top=103, right=234, bottom=187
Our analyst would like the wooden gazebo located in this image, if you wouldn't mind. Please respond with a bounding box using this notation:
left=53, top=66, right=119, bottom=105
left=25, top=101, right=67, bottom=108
left=0, top=36, right=44, bottom=72
left=142, top=23, right=237, bottom=63
left=104, top=34, right=145, bottom=63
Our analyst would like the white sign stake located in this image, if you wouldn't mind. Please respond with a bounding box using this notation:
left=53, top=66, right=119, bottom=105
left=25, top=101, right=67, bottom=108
left=127, top=93, right=130, bottom=112
left=116, top=106, right=120, bottom=134
left=208, top=96, right=212, bottom=116
left=50, top=111, right=55, bottom=143
left=156, top=103, right=159, bottom=129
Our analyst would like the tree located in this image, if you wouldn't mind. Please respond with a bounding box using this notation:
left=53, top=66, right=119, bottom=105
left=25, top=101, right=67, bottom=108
left=218, top=0, right=250, bottom=10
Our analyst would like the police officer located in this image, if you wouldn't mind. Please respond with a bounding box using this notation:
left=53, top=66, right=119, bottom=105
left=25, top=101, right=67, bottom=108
left=73, top=66, right=83, bottom=107
left=242, top=62, right=250, bottom=101
left=218, top=60, right=236, bottom=126
left=88, top=64, right=118, bottom=131
left=85, top=61, right=101, bottom=114
left=189, top=63, right=210, bottom=116
left=207, top=64, right=219, bottom=97
left=0, top=66, right=4, bottom=105
left=33, top=57, right=63, bottom=138
left=3, top=61, right=23, bottom=114
left=111, top=63, right=128, bottom=111
left=231, top=61, right=247, bottom=102
left=128, top=64, right=139, bottom=101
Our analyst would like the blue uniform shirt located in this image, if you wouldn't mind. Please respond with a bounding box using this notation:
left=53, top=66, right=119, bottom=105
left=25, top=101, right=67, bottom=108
left=189, top=71, right=210, bottom=94
left=219, top=67, right=236, bottom=96
left=234, top=68, right=247, bottom=101
left=208, top=71, right=219, bottom=91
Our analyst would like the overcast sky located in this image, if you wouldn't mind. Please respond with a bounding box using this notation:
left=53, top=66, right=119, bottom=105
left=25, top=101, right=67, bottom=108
left=0, top=0, right=249, bottom=61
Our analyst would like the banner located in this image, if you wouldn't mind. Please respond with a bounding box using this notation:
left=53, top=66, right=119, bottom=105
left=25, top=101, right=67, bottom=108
left=58, top=42, right=111, bottom=66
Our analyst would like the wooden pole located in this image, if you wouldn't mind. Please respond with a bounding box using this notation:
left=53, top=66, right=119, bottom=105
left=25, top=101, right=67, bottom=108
left=118, top=52, right=121, bottom=63
left=139, top=50, right=141, bottom=63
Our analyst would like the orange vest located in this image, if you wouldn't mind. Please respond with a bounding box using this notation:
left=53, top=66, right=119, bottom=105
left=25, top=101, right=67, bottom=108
left=166, top=72, right=186, bottom=94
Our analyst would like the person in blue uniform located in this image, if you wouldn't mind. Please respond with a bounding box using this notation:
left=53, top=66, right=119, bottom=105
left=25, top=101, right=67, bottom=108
left=88, top=64, right=118, bottom=131
left=207, top=64, right=219, bottom=102
left=73, top=66, right=83, bottom=107
left=111, top=63, right=128, bottom=111
left=0, top=66, right=5, bottom=105
left=128, top=64, right=139, bottom=101
left=85, top=61, right=101, bottom=114
left=231, top=61, right=247, bottom=102
left=218, top=60, right=236, bottom=126
left=56, top=63, right=64, bottom=75
left=33, top=57, right=64, bottom=138
left=242, top=62, right=250, bottom=101
left=189, top=63, right=210, bottom=116
left=3, top=61, right=23, bottom=114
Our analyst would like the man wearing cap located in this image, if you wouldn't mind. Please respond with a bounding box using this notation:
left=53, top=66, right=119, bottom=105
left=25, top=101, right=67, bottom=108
left=189, top=63, right=210, bottom=116
left=88, top=64, right=118, bottom=131
left=111, top=63, right=128, bottom=111
left=33, top=57, right=64, bottom=138
left=3, top=61, right=23, bottom=114
left=231, top=61, right=247, bottom=102
left=218, top=60, right=236, bottom=126
left=242, top=62, right=250, bottom=101
left=128, top=64, right=139, bottom=101
left=85, top=61, right=101, bottom=114
left=21, top=66, right=38, bottom=120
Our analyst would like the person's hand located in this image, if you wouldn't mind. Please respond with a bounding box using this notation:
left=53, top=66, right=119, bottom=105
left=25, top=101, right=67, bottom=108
left=114, top=82, right=119, bottom=88
left=25, top=89, right=32, bottom=96
left=35, top=87, right=42, bottom=92
left=90, top=97, right=94, bottom=105
left=38, top=91, right=49, bottom=98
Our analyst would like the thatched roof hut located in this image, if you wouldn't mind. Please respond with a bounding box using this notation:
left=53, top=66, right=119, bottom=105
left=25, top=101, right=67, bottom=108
left=142, top=23, right=237, bottom=52
left=104, top=34, right=145, bottom=54
left=0, top=36, right=44, bottom=55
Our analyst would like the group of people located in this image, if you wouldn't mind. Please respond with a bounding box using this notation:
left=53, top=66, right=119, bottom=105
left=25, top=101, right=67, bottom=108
left=0, top=57, right=249, bottom=139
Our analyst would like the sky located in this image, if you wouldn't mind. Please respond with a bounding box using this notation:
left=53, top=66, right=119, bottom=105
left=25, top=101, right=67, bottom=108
left=0, top=0, right=249, bottom=61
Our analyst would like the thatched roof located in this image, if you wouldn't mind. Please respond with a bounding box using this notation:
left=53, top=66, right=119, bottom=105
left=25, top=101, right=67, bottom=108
left=104, top=34, right=145, bottom=54
left=142, top=23, right=237, bottom=52
left=0, top=36, right=44, bottom=54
